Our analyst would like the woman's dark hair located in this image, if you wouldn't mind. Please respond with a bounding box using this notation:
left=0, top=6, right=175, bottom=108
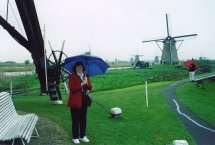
left=72, top=61, right=85, bottom=73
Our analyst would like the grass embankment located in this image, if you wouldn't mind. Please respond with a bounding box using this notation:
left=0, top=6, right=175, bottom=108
left=13, top=82, right=195, bottom=145
left=175, top=81, right=215, bottom=127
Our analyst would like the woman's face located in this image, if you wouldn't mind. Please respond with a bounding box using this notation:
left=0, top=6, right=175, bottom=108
left=76, top=65, right=83, bottom=74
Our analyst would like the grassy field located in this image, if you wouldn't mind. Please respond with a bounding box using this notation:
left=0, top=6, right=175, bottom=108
left=12, top=81, right=195, bottom=145
left=175, top=80, right=215, bottom=127
left=90, top=65, right=188, bottom=92
left=0, top=65, right=188, bottom=92
left=0, top=63, right=35, bottom=72
left=1, top=64, right=214, bottom=144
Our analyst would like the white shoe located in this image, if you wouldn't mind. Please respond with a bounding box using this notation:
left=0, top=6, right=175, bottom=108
left=72, top=139, right=80, bottom=144
left=79, top=136, right=89, bottom=142
left=53, top=100, right=63, bottom=105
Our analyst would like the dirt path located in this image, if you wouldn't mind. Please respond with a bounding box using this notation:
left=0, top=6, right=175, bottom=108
left=163, top=80, right=215, bottom=145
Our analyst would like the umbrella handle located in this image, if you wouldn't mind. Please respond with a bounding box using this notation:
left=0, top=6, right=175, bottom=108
left=83, top=74, right=88, bottom=85
left=85, top=74, right=88, bottom=80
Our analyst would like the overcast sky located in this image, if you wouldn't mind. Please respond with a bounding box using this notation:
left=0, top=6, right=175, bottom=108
left=0, top=0, right=215, bottom=63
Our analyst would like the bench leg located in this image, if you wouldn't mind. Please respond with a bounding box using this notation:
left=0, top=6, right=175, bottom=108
left=12, top=139, right=25, bottom=145
left=202, top=81, right=205, bottom=89
left=12, top=139, right=15, bottom=145
left=12, top=138, right=26, bottom=145
left=196, top=82, right=199, bottom=87
left=32, top=127, right=39, bottom=137
left=21, top=138, right=26, bottom=145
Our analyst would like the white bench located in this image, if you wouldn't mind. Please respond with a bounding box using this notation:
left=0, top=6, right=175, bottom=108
left=0, top=91, right=39, bottom=145
left=193, top=73, right=215, bottom=88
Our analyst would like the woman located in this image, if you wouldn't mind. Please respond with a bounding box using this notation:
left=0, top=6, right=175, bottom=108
left=188, top=63, right=196, bottom=81
left=67, top=61, right=92, bottom=144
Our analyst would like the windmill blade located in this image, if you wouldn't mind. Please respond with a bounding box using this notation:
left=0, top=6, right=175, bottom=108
left=48, top=40, right=58, bottom=64
left=58, top=40, right=65, bottom=65
left=173, top=34, right=197, bottom=39
left=132, top=54, right=144, bottom=56
left=155, top=41, right=162, bottom=51
left=6, top=0, right=9, bottom=21
left=176, top=40, right=184, bottom=50
left=166, top=13, right=170, bottom=36
left=142, top=38, right=165, bottom=43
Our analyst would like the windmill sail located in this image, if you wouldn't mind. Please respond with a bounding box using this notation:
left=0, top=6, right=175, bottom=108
left=173, top=34, right=197, bottom=39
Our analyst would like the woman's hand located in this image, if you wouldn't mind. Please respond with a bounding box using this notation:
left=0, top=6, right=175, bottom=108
left=81, top=76, right=88, bottom=86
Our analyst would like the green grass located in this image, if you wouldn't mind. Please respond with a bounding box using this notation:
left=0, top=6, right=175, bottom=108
left=12, top=81, right=195, bottom=145
left=0, top=63, right=35, bottom=72
left=90, top=65, right=188, bottom=92
left=2, top=65, right=214, bottom=144
left=0, top=74, right=39, bottom=91
left=175, top=81, right=215, bottom=127
left=90, top=68, right=185, bottom=92
left=1, top=65, right=188, bottom=92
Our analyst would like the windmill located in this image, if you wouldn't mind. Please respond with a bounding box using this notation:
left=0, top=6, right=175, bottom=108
left=142, top=14, right=197, bottom=65
left=131, top=54, right=149, bottom=68
left=0, top=0, right=70, bottom=104
left=154, top=56, right=160, bottom=64
left=133, top=54, right=144, bottom=64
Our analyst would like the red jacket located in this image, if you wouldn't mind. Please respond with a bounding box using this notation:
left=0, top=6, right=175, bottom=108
left=67, top=74, right=92, bottom=108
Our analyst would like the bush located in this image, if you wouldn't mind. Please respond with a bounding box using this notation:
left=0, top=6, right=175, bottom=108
left=197, top=59, right=212, bottom=73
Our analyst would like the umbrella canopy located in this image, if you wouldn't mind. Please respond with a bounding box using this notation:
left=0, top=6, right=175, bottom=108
left=63, top=54, right=110, bottom=77
left=184, top=60, right=197, bottom=69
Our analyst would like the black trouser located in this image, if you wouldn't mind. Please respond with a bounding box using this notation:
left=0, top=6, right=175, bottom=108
left=70, top=105, right=88, bottom=139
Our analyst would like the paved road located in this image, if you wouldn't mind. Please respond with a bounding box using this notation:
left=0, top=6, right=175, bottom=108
left=163, top=80, right=215, bottom=145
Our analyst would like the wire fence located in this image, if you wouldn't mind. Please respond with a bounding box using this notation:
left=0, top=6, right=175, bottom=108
left=8, top=87, right=40, bottom=96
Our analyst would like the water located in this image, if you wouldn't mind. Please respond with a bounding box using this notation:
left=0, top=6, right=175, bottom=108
left=3, top=71, right=34, bottom=77
left=108, top=67, right=132, bottom=70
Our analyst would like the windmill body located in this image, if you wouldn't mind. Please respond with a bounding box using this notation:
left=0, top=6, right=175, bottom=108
left=161, top=39, right=179, bottom=64
left=154, top=56, right=160, bottom=64
left=142, top=14, right=197, bottom=65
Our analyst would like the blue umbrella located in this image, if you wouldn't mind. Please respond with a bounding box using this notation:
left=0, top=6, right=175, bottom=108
left=63, top=54, right=110, bottom=77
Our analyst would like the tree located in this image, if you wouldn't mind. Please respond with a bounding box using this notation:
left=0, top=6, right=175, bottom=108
left=24, top=60, right=30, bottom=66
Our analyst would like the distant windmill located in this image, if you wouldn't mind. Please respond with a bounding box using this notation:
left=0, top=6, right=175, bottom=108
left=131, top=54, right=149, bottom=68
left=84, top=43, right=92, bottom=55
left=154, top=56, right=160, bottom=64
left=142, top=14, right=197, bottom=65
left=132, top=54, right=144, bottom=64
